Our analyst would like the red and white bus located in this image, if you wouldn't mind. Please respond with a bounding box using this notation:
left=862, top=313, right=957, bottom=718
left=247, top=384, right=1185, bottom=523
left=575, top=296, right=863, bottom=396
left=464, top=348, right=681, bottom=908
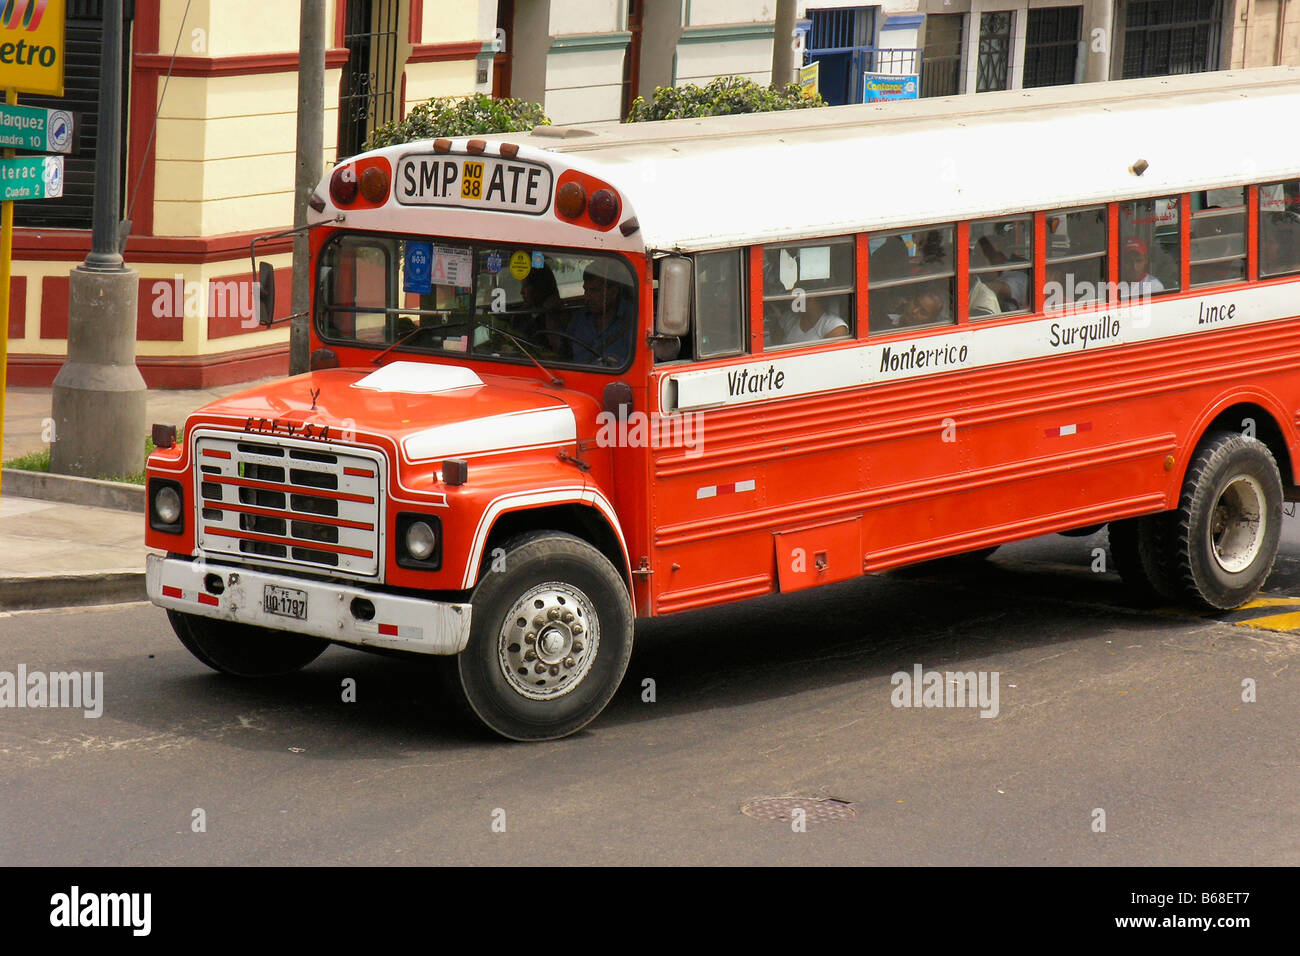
left=145, top=67, right=1300, bottom=740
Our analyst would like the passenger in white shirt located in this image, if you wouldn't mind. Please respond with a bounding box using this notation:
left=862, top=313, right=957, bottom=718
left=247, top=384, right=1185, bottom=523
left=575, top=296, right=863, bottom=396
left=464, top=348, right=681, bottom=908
left=778, top=296, right=850, bottom=344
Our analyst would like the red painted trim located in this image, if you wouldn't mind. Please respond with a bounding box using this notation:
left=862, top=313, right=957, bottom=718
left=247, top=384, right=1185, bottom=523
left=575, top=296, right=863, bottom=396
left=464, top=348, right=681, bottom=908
left=1248, top=182, right=1258, bottom=280
left=410, top=0, right=423, bottom=44
left=749, top=245, right=764, bottom=354
left=13, top=228, right=295, bottom=263
left=335, top=0, right=347, bottom=48
left=127, top=2, right=162, bottom=236
left=1032, top=211, right=1047, bottom=314
left=40, top=276, right=68, bottom=339
left=407, top=41, right=484, bottom=64
left=1178, top=193, right=1190, bottom=293
left=133, top=50, right=351, bottom=76
left=955, top=221, right=970, bottom=325
left=7, top=276, right=26, bottom=339
left=1107, top=202, right=1119, bottom=308
left=5, top=343, right=290, bottom=389
left=400, top=70, right=406, bottom=119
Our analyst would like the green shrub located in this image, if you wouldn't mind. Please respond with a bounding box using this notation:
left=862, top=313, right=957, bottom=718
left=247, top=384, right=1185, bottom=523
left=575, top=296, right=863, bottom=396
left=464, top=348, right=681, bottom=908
left=625, top=75, right=825, bottom=123
left=366, top=93, right=551, bottom=149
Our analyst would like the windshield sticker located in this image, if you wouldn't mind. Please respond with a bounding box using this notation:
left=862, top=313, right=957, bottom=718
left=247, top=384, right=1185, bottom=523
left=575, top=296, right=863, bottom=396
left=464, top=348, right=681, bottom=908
left=484, top=250, right=504, bottom=274
left=403, top=241, right=433, bottom=294
left=431, top=245, right=472, bottom=286
left=509, top=250, right=531, bottom=280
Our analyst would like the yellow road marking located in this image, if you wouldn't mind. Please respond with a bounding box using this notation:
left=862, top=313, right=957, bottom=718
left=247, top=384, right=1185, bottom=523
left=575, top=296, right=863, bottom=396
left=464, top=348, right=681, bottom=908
left=1234, top=595, right=1300, bottom=610
left=1235, top=610, right=1300, bottom=632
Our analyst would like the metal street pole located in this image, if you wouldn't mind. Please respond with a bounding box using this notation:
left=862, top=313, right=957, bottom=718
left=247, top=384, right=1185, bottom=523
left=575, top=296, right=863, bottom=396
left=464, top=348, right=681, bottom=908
left=50, top=0, right=145, bottom=478
left=291, top=0, right=326, bottom=375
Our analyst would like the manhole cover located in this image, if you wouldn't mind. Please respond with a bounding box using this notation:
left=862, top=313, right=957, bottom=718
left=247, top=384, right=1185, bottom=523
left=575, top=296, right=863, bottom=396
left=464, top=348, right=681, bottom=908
left=741, top=797, right=858, bottom=824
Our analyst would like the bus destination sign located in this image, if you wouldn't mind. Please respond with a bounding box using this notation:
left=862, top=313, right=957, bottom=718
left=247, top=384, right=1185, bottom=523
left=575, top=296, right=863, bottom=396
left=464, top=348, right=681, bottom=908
left=394, top=153, right=553, bottom=215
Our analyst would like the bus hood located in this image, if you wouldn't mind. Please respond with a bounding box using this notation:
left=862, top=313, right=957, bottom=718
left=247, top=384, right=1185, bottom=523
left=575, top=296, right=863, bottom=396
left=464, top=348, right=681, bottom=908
left=186, top=362, right=585, bottom=462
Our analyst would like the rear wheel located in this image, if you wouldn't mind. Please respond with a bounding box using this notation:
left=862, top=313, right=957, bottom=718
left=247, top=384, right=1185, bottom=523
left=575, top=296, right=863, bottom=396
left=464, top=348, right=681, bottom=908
left=168, top=610, right=329, bottom=677
left=1171, top=432, right=1282, bottom=609
left=454, top=532, right=633, bottom=741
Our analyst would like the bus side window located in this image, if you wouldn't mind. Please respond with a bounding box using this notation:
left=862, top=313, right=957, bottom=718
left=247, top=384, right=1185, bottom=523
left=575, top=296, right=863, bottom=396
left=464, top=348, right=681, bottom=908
left=761, top=238, right=855, bottom=348
left=1119, top=197, right=1180, bottom=298
left=867, top=227, right=956, bottom=332
left=694, top=249, right=745, bottom=359
left=1190, top=187, right=1246, bottom=288
left=1259, top=179, right=1300, bottom=278
left=970, top=215, right=1033, bottom=318
left=1044, top=206, right=1107, bottom=312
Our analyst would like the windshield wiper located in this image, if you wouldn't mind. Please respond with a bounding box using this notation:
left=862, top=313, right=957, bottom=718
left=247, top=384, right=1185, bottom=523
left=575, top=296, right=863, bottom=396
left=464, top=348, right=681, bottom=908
left=475, top=319, right=564, bottom=387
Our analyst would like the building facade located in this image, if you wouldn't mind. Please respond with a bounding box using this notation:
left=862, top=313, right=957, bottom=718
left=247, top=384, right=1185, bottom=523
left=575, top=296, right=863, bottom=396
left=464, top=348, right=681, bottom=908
left=4, top=0, right=1297, bottom=387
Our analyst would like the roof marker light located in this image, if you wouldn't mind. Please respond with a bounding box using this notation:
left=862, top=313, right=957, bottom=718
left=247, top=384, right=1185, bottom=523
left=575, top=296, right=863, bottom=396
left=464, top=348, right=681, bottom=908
left=330, top=166, right=358, bottom=205
left=360, top=165, right=389, bottom=203
left=467, top=139, right=486, bottom=154
left=500, top=142, right=520, bottom=158
left=588, top=188, right=619, bottom=227
left=433, top=138, right=452, bottom=153
left=556, top=181, right=587, bottom=219
left=619, top=216, right=640, bottom=237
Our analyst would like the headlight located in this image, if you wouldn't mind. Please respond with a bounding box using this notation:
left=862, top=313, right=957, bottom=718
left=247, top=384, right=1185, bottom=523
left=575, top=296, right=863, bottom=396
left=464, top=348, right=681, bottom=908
left=405, top=521, right=436, bottom=561
left=154, top=486, right=181, bottom=524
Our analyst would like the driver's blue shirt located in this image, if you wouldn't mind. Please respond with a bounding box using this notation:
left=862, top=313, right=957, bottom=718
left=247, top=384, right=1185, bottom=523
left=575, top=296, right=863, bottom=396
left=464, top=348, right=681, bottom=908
left=566, top=297, right=636, bottom=367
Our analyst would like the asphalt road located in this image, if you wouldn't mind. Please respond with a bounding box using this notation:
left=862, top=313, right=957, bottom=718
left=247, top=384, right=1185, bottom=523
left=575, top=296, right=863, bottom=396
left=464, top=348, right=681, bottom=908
left=1, top=525, right=1297, bottom=866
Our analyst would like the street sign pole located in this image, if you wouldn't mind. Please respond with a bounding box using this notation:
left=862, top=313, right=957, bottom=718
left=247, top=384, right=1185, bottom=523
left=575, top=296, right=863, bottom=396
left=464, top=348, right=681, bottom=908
left=0, top=87, right=15, bottom=497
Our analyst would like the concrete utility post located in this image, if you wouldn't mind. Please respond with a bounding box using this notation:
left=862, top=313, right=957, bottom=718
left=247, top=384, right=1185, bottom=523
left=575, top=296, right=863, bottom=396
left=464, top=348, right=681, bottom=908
left=50, top=0, right=145, bottom=478
left=291, top=0, right=326, bottom=375
left=772, top=0, right=798, bottom=87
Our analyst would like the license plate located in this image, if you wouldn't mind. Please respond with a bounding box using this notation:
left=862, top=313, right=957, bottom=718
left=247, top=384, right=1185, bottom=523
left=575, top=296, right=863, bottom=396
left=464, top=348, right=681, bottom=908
left=263, top=585, right=308, bottom=620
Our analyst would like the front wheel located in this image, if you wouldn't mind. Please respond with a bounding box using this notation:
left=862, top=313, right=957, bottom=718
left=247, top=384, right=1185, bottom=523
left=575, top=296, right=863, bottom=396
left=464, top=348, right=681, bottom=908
left=454, top=532, right=633, bottom=741
left=167, top=610, right=329, bottom=677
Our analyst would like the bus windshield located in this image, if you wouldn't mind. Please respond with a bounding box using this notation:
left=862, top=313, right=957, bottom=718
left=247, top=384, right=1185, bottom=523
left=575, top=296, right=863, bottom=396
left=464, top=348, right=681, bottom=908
left=317, top=233, right=638, bottom=371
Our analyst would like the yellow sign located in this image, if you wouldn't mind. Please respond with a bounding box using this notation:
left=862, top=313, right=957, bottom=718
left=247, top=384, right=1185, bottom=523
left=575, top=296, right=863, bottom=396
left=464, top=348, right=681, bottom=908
left=0, top=0, right=65, bottom=97
left=798, top=61, right=820, bottom=99
left=509, top=250, right=531, bottom=280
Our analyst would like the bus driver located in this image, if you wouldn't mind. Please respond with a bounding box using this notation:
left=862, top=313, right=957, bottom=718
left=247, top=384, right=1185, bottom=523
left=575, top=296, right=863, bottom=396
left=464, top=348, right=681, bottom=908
left=567, top=259, right=636, bottom=366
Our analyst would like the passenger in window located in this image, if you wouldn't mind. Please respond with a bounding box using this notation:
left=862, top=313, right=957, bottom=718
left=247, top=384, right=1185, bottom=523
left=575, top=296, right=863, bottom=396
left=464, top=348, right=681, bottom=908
left=974, top=235, right=1028, bottom=311
left=901, top=284, right=951, bottom=327
left=969, top=275, right=1001, bottom=317
left=776, top=295, right=850, bottom=344
left=1120, top=237, right=1165, bottom=295
left=517, top=266, right=564, bottom=342
left=566, top=259, right=636, bottom=366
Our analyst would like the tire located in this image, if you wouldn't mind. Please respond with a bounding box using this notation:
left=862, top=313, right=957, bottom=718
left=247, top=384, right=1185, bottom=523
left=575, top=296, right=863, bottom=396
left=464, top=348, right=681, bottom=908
left=1107, top=518, right=1156, bottom=597
left=1170, top=432, right=1282, bottom=610
left=454, top=531, right=633, bottom=741
left=168, top=610, right=329, bottom=677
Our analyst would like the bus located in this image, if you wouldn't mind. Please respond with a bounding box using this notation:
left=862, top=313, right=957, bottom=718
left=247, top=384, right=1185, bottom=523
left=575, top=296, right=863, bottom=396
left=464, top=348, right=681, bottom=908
left=145, top=67, right=1300, bottom=740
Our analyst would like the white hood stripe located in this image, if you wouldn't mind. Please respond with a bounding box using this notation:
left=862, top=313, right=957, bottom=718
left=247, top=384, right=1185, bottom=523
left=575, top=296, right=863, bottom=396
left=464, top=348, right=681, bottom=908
left=403, top=407, right=576, bottom=461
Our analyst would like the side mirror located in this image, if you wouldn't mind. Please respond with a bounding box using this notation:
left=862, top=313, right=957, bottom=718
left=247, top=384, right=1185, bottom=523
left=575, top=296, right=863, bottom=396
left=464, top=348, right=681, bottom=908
left=656, top=256, right=692, bottom=338
left=257, top=261, right=276, bottom=327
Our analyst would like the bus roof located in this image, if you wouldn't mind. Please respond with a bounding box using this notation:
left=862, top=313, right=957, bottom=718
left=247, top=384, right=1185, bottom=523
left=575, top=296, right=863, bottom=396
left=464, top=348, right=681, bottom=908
left=501, top=67, right=1300, bottom=252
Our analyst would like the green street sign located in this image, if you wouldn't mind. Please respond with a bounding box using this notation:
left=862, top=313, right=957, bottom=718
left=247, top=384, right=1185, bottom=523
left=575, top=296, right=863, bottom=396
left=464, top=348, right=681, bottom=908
left=0, top=103, right=75, bottom=154
left=0, top=155, right=64, bottom=200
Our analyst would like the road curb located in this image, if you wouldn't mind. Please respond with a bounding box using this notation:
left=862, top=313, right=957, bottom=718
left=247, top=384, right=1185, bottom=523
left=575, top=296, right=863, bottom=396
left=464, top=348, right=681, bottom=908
left=0, top=569, right=147, bottom=611
left=0, top=468, right=145, bottom=513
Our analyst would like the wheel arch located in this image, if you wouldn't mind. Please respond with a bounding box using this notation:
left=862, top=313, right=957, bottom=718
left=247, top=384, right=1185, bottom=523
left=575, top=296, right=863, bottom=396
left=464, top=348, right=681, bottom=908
left=1180, top=392, right=1296, bottom=501
left=463, top=490, right=634, bottom=611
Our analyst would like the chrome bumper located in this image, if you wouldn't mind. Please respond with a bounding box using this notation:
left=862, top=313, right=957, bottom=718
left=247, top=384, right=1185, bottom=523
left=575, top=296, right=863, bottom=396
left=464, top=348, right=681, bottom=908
left=146, top=553, right=472, bottom=655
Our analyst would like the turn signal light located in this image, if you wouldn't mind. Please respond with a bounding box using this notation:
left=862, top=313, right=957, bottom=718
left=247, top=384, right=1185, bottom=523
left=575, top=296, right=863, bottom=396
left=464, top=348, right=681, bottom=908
left=330, top=166, right=358, bottom=206
left=556, top=181, right=587, bottom=219
left=359, top=166, right=389, bottom=203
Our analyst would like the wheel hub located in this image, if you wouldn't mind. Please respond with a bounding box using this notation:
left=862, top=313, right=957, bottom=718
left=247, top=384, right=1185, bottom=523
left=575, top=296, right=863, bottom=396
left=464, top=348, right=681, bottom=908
left=498, top=583, right=597, bottom=700
left=1209, top=475, right=1265, bottom=574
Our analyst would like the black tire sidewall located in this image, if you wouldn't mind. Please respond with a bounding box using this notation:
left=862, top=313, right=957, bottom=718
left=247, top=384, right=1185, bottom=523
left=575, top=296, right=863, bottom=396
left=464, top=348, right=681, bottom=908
left=168, top=609, right=329, bottom=678
left=458, top=533, right=633, bottom=741
left=1183, top=437, right=1282, bottom=608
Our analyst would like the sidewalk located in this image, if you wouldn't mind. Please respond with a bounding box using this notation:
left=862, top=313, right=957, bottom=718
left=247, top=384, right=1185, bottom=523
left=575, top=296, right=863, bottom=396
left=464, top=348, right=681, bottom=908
left=0, top=379, right=275, bottom=610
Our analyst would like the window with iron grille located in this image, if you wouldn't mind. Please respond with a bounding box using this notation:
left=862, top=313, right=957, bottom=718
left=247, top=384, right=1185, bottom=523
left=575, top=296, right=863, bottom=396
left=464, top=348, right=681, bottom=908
left=806, top=6, right=877, bottom=106
left=337, top=0, right=401, bottom=160
left=1121, top=0, right=1222, bottom=78
left=1024, top=7, right=1081, bottom=88
left=15, top=0, right=132, bottom=229
left=921, top=14, right=964, bottom=97
left=976, top=11, right=1013, bottom=92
